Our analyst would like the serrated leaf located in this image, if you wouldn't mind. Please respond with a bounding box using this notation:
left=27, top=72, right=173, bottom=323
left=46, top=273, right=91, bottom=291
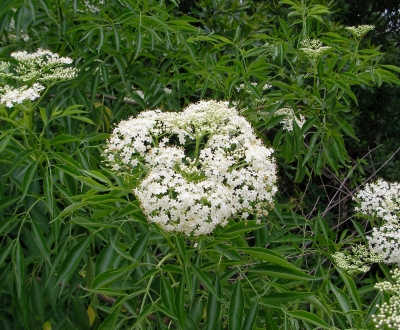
left=242, top=302, right=258, bottom=330
left=91, top=265, right=135, bottom=289
left=286, top=310, right=334, bottom=329
left=95, top=242, right=117, bottom=276
left=206, top=275, right=221, bottom=330
left=217, top=220, right=266, bottom=237
left=20, top=160, right=38, bottom=201
left=262, top=292, right=314, bottom=304
left=31, top=221, right=51, bottom=265
left=55, top=232, right=96, bottom=290
left=13, top=241, right=25, bottom=298
left=248, top=265, right=320, bottom=280
left=228, top=281, right=244, bottom=330
left=238, top=247, right=296, bottom=268
left=161, top=275, right=177, bottom=316
left=129, top=231, right=150, bottom=261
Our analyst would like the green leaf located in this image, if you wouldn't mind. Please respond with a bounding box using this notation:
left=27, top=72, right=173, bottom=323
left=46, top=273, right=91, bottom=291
left=248, top=265, right=320, bottom=281
left=32, top=277, right=45, bottom=322
left=0, top=242, right=14, bottom=266
left=206, top=275, right=221, bottom=330
left=50, top=134, right=81, bottom=146
left=91, top=265, right=135, bottom=289
left=189, top=264, right=220, bottom=298
left=265, top=115, right=287, bottom=130
left=330, top=283, right=352, bottom=324
left=175, top=235, right=188, bottom=263
left=20, top=160, right=39, bottom=201
left=43, top=168, right=54, bottom=215
left=55, top=232, right=96, bottom=289
left=262, top=292, right=314, bottom=304
left=161, top=275, right=177, bottom=317
left=76, top=176, right=110, bottom=191
left=217, top=220, right=266, bottom=237
left=99, top=309, right=119, bottom=330
left=175, top=277, right=186, bottom=328
left=238, top=247, right=295, bottom=268
left=95, top=242, right=117, bottom=276
left=286, top=310, right=334, bottom=329
left=333, top=116, right=357, bottom=139
left=13, top=241, right=25, bottom=298
left=338, top=270, right=362, bottom=310
left=31, top=220, right=51, bottom=265
left=229, top=280, right=244, bottom=330
left=129, top=231, right=150, bottom=261
left=242, top=302, right=258, bottom=330
left=0, top=196, right=21, bottom=211
left=281, top=134, right=295, bottom=163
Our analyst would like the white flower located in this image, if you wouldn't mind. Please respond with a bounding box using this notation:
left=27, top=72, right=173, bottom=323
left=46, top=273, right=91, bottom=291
left=332, top=245, right=383, bottom=275
left=300, top=38, right=330, bottom=58
left=274, top=107, right=306, bottom=131
left=10, top=48, right=77, bottom=83
left=367, top=224, right=400, bottom=264
left=133, top=89, right=145, bottom=99
left=354, top=178, right=400, bottom=225
left=373, top=268, right=400, bottom=329
left=0, top=83, right=45, bottom=107
left=346, top=25, right=374, bottom=38
left=103, top=100, right=278, bottom=236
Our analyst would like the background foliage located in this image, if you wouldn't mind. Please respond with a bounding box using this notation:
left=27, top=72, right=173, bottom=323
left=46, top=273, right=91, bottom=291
left=0, top=0, right=399, bottom=329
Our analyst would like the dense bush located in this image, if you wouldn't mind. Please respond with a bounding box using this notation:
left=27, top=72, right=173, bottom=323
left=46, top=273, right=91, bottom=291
left=0, top=0, right=399, bottom=329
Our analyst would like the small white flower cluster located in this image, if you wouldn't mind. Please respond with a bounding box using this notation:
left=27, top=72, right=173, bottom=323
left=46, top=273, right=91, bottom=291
left=133, top=89, right=145, bottom=99
left=84, top=0, right=104, bottom=14
left=300, top=38, right=330, bottom=58
left=373, top=268, right=400, bottom=329
left=163, top=87, right=173, bottom=94
left=0, top=49, right=77, bottom=108
left=103, top=100, right=278, bottom=236
left=0, top=83, right=45, bottom=108
left=274, top=107, right=306, bottom=131
left=332, top=245, right=383, bottom=275
left=10, top=48, right=77, bottom=83
left=354, top=179, right=400, bottom=225
left=236, top=82, right=271, bottom=92
left=354, top=179, right=400, bottom=264
left=346, top=25, right=374, bottom=38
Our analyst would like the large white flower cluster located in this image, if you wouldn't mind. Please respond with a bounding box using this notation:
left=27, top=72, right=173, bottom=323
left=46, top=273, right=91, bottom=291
left=103, top=100, right=278, bottom=236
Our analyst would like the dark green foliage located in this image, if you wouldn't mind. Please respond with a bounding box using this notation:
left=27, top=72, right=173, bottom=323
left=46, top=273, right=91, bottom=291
left=0, top=0, right=399, bottom=329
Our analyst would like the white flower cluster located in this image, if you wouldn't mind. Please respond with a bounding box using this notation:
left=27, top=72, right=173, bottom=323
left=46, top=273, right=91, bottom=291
left=300, top=38, right=330, bottom=58
left=0, top=49, right=77, bottom=107
left=373, top=268, right=400, bottom=329
left=346, top=25, right=374, bottom=38
left=84, top=0, right=104, bottom=14
left=368, top=222, right=400, bottom=265
left=353, top=179, right=400, bottom=264
left=274, top=107, right=306, bottom=131
left=103, top=100, right=278, bottom=236
left=0, top=83, right=45, bottom=108
left=9, top=48, right=77, bottom=83
left=332, top=245, right=383, bottom=275
left=354, top=179, right=400, bottom=225
left=236, top=82, right=271, bottom=92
